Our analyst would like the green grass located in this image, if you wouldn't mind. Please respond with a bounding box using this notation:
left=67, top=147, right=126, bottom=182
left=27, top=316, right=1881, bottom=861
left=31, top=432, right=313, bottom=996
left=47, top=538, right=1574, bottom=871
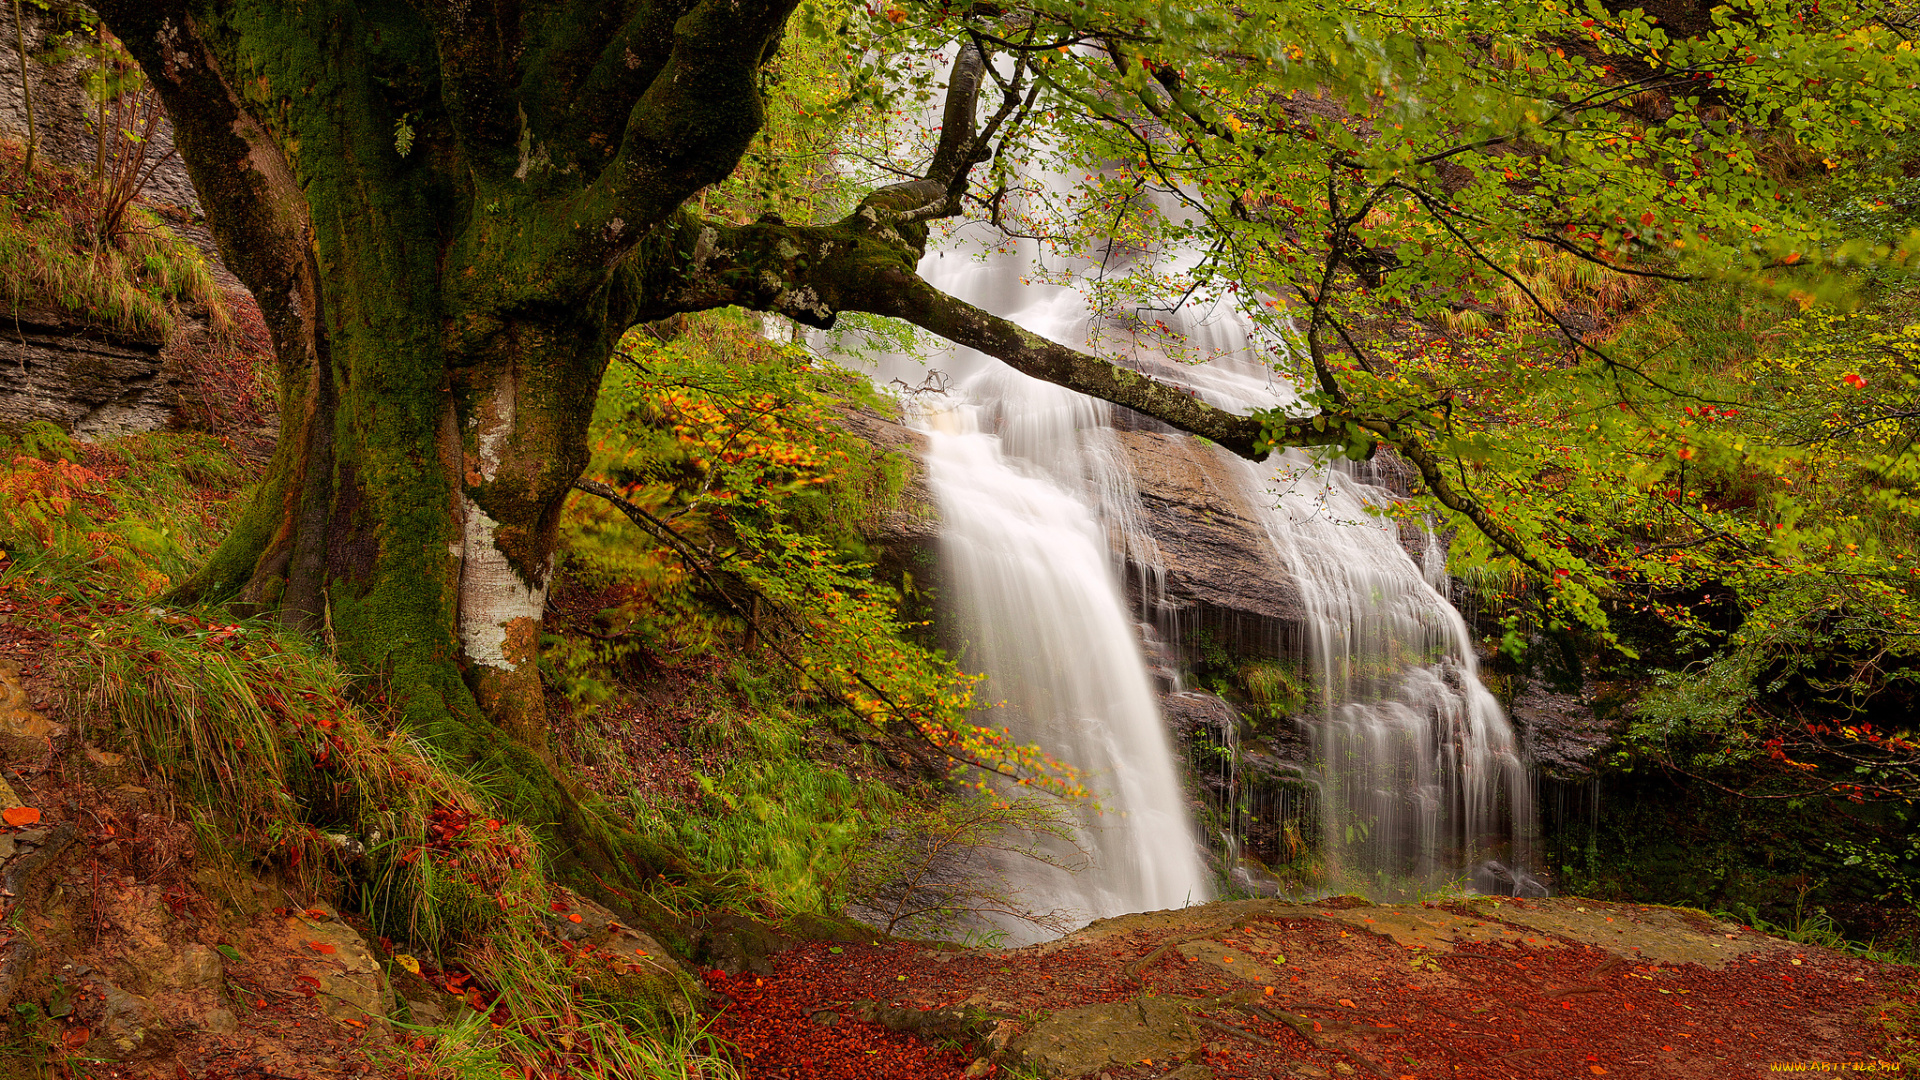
left=0, top=141, right=225, bottom=341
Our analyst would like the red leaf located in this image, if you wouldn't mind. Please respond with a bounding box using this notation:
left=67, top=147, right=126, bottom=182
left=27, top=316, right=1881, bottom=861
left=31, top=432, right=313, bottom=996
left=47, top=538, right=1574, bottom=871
left=2, top=807, right=41, bottom=827
left=307, top=941, right=338, bottom=954
left=62, top=1025, right=90, bottom=1049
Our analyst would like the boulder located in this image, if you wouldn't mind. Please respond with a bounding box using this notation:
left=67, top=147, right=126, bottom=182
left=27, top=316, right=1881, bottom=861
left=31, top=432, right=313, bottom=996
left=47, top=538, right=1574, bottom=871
left=542, top=894, right=699, bottom=1017
left=93, top=978, right=166, bottom=1060
left=282, top=904, right=393, bottom=1030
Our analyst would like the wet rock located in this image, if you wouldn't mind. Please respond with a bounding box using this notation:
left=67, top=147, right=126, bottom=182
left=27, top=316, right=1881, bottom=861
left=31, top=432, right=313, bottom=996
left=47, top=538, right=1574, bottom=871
left=1471, top=860, right=1548, bottom=898
left=1113, top=429, right=1304, bottom=657
left=1160, top=691, right=1239, bottom=742
left=95, top=979, right=166, bottom=1060
left=0, top=660, right=65, bottom=764
left=1009, top=995, right=1202, bottom=1078
left=1508, top=678, right=1616, bottom=778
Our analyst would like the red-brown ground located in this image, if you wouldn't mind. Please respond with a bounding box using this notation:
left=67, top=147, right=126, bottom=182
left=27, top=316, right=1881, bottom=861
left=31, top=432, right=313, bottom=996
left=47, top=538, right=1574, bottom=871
left=702, top=900, right=1919, bottom=1080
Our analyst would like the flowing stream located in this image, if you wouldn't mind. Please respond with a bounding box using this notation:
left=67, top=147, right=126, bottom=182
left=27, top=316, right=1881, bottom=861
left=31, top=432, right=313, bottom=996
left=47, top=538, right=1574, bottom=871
left=829, top=68, right=1538, bottom=939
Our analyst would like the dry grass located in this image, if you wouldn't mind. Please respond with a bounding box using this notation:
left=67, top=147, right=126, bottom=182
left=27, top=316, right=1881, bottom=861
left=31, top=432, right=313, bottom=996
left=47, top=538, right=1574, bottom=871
left=0, top=140, right=223, bottom=340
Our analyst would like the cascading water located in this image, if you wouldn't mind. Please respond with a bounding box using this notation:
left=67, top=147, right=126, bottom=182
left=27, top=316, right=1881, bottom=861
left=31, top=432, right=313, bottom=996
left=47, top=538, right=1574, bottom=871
left=1225, top=452, right=1537, bottom=895
left=916, top=387, right=1213, bottom=941
left=1100, top=236, right=1540, bottom=895
left=827, top=53, right=1537, bottom=939
left=868, top=223, right=1213, bottom=944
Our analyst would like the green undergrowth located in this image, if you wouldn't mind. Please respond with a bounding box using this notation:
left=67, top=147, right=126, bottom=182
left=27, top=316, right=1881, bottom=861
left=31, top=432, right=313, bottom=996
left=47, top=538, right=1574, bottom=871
left=0, top=419, right=244, bottom=597
left=0, top=141, right=225, bottom=340
left=549, top=310, right=1079, bottom=931
left=0, top=427, right=724, bottom=1077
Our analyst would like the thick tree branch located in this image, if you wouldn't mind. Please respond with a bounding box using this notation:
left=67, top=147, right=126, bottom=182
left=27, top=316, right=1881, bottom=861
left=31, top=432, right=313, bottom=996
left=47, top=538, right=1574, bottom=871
left=566, top=0, right=800, bottom=261
left=627, top=210, right=1347, bottom=459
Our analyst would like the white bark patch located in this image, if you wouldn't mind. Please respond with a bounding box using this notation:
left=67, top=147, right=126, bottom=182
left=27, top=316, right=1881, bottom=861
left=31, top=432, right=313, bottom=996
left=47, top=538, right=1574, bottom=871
left=457, top=496, right=550, bottom=671
left=473, top=381, right=515, bottom=482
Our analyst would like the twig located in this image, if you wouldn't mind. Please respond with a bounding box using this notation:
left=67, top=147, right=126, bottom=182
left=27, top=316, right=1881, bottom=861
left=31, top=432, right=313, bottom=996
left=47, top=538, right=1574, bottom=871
left=1193, top=1014, right=1283, bottom=1049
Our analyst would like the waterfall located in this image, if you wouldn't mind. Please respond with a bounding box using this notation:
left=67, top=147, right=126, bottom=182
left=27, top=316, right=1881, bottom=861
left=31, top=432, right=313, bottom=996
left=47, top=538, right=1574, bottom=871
left=1109, top=249, right=1540, bottom=895
left=916, top=383, right=1213, bottom=941
left=1223, top=452, right=1537, bottom=895
left=860, top=219, right=1214, bottom=944
left=823, top=56, right=1537, bottom=938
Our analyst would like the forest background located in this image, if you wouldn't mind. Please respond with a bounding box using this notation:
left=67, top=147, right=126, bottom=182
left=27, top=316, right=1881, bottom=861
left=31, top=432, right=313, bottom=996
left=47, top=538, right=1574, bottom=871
left=0, top=0, right=1916, bottom=1074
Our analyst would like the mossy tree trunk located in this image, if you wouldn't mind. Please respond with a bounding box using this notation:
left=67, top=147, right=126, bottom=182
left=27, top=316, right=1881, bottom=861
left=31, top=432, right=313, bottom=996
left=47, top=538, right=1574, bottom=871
left=92, top=1, right=1364, bottom=869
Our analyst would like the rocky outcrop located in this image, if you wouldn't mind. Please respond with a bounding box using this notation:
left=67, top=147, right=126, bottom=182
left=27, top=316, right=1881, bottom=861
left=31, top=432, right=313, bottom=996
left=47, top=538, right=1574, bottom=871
left=0, top=2, right=200, bottom=212
left=1111, top=428, right=1305, bottom=658
left=0, top=307, right=185, bottom=437
left=831, top=404, right=939, bottom=548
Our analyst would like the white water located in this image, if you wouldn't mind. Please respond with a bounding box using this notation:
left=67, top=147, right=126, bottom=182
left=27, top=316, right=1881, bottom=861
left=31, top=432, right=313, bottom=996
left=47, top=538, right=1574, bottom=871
left=873, top=220, right=1213, bottom=944
left=1109, top=242, right=1539, bottom=894
left=823, top=57, right=1536, bottom=938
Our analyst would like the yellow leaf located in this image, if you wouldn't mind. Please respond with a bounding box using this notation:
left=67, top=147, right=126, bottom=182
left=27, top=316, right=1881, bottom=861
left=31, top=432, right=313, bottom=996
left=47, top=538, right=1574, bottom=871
left=395, top=953, right=421, bottom=975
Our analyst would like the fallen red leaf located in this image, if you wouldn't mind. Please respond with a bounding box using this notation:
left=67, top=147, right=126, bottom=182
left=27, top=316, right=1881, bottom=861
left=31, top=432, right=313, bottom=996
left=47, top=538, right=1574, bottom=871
left=307, top=941, right=338, bottom=955
left=62, top=1025, right=90, bottom=1049
left=2, top=807, right=41, bottom=826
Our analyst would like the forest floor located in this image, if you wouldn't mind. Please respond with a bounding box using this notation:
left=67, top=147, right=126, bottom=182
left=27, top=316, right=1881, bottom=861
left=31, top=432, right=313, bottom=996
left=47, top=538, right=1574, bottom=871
left=703, top=895, right=1920, bottom=1080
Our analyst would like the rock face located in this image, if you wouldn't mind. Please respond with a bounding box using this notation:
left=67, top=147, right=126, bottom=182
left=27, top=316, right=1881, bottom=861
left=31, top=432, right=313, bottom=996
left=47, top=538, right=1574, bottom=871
left=0, top=2, right=201, bottom=212
left=831, top=404, right=939, bottom=548
left=0, top=308, right=184, bottom=438
left=1111, top=428, right=1305, bottom=659
left=1508, top=677, right=1616, bottom=778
